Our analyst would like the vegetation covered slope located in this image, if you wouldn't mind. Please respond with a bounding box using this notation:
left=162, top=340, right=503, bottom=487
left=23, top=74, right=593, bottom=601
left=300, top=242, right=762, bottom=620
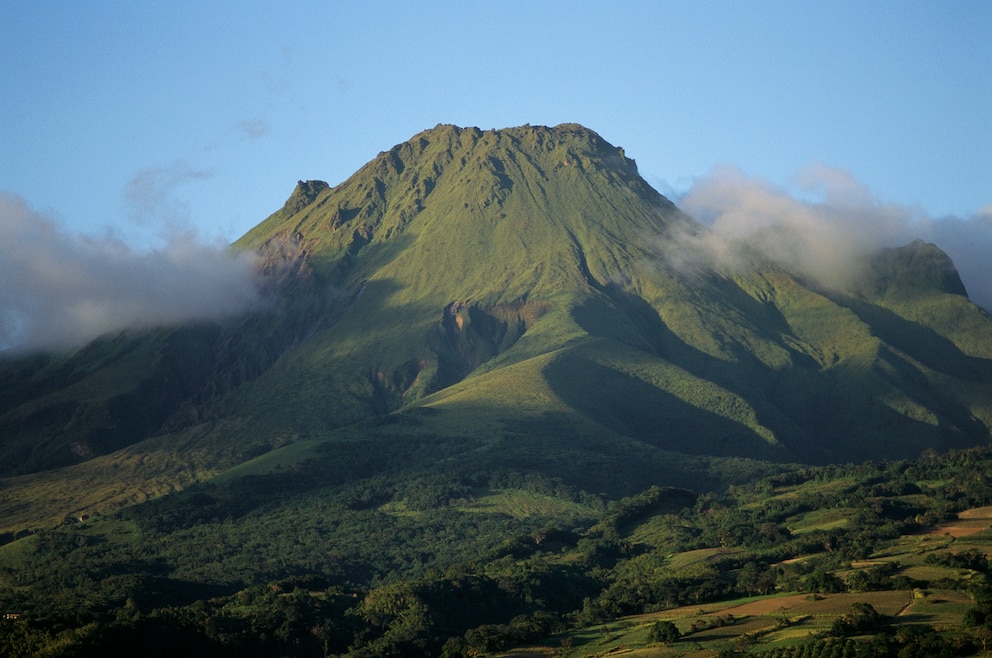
left=227, top=122, right=992, bottom=467
left=1, top=123, right=991, bottom=528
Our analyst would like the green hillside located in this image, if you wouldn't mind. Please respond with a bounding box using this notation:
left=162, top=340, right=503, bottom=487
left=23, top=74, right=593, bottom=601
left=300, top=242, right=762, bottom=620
left=224, top=123, right=992, bottom=469
left=228, top=123, right=992, bottom=466
left=2, top=123, right=992, bottom=533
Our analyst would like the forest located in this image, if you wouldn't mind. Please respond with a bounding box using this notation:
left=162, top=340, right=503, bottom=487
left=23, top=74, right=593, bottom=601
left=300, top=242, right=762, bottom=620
left=4, top=445, right=992, bottom=656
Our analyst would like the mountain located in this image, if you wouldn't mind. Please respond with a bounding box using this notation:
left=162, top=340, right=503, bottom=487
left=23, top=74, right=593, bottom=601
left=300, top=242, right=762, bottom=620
left=2, top=123, right=992, bottom=533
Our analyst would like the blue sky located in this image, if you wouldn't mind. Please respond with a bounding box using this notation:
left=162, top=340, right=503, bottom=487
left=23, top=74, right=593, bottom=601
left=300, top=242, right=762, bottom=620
left=2, top=1, right=991, bottom=350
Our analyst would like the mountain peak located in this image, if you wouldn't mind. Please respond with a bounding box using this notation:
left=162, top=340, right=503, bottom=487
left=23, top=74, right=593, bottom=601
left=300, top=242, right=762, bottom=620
left=860, top=238, right=969, bottom=299
left=394, top=122, right=639, bottom=179
left=285, top=179, right=329, bottom=214
left=238, top=123, right=673, bottom=288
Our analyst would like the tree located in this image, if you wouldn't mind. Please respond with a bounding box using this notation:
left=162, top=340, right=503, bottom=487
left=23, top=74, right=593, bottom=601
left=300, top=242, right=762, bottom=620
left=732, top=632, right=755, bottom=653
left=650, top=620, right=681, bottom=644
left=830, top=602, right=884, bottom=637
left=738, top=561, right=776, bottom=596
left=971, top=626, right=992, bottom=653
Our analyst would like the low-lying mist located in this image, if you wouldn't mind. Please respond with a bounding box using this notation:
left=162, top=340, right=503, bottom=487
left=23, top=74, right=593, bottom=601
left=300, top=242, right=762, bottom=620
left=0, top=193, right=263, bottom=355
left=669, top=164, right=992, bottom=310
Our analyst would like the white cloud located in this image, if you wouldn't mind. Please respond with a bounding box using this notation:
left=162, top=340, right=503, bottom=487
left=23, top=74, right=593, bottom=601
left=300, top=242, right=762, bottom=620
left=671, top=164, right=992, bottom=310
left=0, top=194, right=262, bottom=354
left=123, top=162, right=212, bottom=230
left=239, top=118, right=271, bottom=140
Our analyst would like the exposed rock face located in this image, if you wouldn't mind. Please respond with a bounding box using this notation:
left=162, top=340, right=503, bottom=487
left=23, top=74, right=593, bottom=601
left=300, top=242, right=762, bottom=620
left=284, top=179, right=330, bottom=215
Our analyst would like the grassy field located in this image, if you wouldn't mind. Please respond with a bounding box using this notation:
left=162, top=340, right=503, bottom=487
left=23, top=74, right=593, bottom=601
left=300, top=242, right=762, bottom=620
left=932, top=507, right=992, bottom=537
left=455, top=488, right=598, bottom=521
left=786, top=507, right=853, bottom=534
left=502, top=590, right=974, bottom=657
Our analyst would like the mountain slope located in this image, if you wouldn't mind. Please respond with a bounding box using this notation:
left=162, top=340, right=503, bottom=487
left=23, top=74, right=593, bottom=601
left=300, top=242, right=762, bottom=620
left=1, top=123, right=991, bottom=532
left=228, top=123, right=992, bottom=466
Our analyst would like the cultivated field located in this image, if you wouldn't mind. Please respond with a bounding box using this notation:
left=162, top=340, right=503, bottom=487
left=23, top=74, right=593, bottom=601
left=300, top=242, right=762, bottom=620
left=500, top=504, right=992, bottom=657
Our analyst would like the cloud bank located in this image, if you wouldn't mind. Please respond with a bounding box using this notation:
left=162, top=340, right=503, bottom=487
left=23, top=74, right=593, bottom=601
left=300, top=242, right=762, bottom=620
left=0, top=194, right=263, bottom=354
left=671, top=165, right=992, bottom=311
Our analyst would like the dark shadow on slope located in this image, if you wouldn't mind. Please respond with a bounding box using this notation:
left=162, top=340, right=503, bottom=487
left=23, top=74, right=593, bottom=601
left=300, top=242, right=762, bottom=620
left=703, top=275, right=823, bottom=370
left=824, top=292, right=992, bottom=446
left=427, top=300, right=552, bottom=390
left=875, top=345, right=989, bottom=445
left=433, top=403, right=783, bottom=494
left=203, top=271, right=382, bottom=400
left=0, top=236, right=421, bottom=477
left=195, top=230, right=420, bottom=412
left=570, top=282, right=987, bottom=464
left=571, top=286, right=826, bottom=462
left=326, top=403, right=771, bottom=500
left=827, top=292, right=992, bottom=383
left=0, top=325, right=224, bottom=476
left=543, top=352, right=786, bottom=462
